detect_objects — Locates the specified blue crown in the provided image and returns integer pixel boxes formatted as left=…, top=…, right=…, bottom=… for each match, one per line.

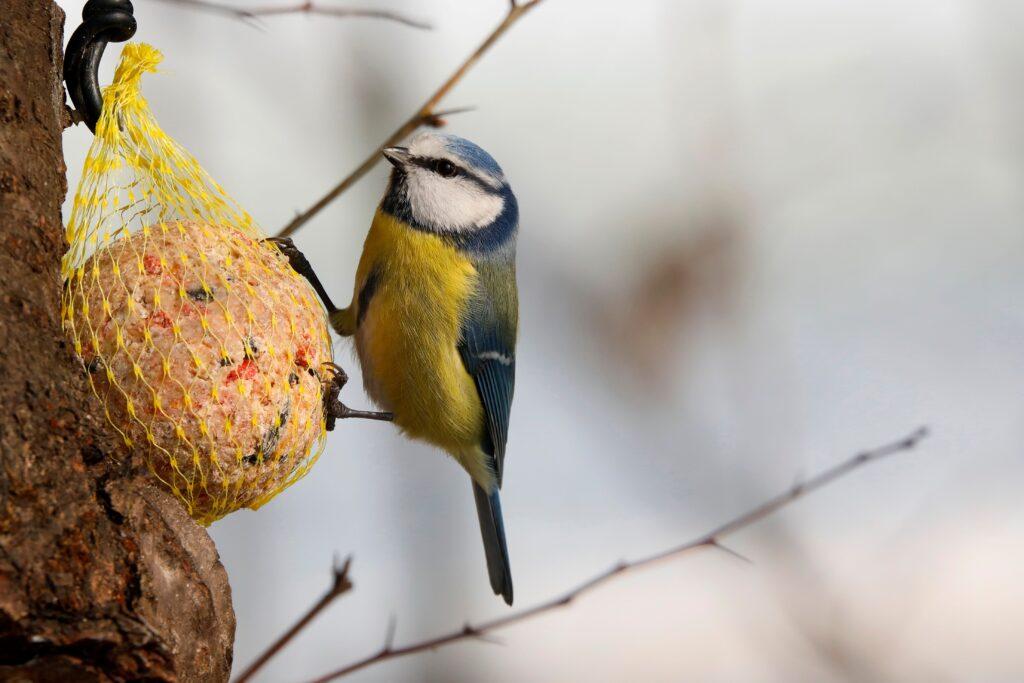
left=442, top=135, right=504, bottom=177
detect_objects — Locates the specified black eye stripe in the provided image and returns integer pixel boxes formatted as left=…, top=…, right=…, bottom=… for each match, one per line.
left=409, top=155, right=499, bottom=193
left=409, top=155, right=459, bottom=175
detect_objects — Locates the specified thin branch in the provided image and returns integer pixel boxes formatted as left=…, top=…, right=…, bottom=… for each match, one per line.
left=308, top=426, right=929, bottom=682
left=708, top=538, right=754, bottom=564
left=154, top=0, right=432, bottom=30
left=382, top=614, right=398, bottom=651
left=275, top=0, right=545, bottom=238
left=233, top=555, right=355, bottom=683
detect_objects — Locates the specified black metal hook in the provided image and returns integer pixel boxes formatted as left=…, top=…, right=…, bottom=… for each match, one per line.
left=64, top=0, right=137, bottom=132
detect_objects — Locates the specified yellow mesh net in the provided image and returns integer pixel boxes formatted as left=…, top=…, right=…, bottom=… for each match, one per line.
left=62, top=43, right=333, bottom=525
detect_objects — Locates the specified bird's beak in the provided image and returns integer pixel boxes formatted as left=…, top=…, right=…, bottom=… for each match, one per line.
left=383, top=146, right=411, bottom=168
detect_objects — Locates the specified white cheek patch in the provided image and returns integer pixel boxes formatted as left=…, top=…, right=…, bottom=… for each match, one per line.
left=404, top=168, right=504, bottom=232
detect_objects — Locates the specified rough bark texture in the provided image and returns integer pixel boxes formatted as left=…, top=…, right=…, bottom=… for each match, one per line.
left=0, top=2, right=235, bottom=680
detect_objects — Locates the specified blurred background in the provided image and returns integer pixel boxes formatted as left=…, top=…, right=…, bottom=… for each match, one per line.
left=60, top=0, right=1024, bottom=680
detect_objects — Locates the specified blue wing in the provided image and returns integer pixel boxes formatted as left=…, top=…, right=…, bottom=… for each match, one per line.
left=458, top=268, right=517, bottom=487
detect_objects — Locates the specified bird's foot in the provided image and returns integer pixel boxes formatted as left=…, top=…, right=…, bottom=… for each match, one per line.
left=265, top=236, right=339, bottom=313
left=320, top=362, right=393, bottom=431
left=266, top=236, right=309, bottom=276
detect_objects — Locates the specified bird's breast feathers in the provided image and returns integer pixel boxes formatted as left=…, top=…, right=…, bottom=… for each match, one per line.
left=354, top=210, right=485, bottom=453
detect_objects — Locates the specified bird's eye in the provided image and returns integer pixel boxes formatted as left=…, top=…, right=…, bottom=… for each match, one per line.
left=431, top=159, right=459, bottom=178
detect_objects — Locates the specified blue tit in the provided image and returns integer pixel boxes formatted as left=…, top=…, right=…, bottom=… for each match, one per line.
left=331, top=132, right=519, bottom=605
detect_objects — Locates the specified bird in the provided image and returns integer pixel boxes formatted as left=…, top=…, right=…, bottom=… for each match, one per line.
left=330, top=132, right=519, bottom=605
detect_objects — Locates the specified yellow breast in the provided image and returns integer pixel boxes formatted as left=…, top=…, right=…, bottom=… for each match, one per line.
left=353, top=211, right=485, bottom=455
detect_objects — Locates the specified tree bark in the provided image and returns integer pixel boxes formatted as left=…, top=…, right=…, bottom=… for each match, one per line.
left=0, top=2, right=235, bottom=680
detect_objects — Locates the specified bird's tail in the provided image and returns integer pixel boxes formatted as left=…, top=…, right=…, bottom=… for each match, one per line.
left=472, top=482, right=513, bottom=605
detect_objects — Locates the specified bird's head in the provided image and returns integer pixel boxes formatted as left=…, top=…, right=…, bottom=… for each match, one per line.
left=381, top=133, right=516, bottom=238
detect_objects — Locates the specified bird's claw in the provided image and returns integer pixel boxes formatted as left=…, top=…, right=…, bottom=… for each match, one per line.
left=320, top=362, right=393, bottom=430
left=264, top=236, right=340, bottom=313
left=265, top=236, right=309, bottom=275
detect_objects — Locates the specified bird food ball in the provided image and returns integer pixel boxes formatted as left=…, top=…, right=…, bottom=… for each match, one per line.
left=65, top=221, right=332, bottom=524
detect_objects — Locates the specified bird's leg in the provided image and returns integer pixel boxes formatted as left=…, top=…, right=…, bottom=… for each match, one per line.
left=268, top=240, right=385, bottom=427
left=266, top=236, right=340, bottom=315
left=321, top=363, right=393, bottom=430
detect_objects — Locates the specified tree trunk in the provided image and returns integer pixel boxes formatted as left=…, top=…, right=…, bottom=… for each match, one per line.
left=0, top=2, right=235, bottom=680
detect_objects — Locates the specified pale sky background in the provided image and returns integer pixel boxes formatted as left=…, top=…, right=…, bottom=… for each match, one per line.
left=61, top=1, right=1024, bottom=681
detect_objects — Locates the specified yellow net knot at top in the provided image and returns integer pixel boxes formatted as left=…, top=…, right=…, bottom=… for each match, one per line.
left=96, top=43, right=162, bottom=139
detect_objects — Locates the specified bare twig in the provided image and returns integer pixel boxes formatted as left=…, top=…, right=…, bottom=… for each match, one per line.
left=154, top=0, right=432, bottom=29
left=276, top=0, right=545, bottom=238
left=308, top=426, right=929, bottom=682
left=233, top=555, right=355, bottom=683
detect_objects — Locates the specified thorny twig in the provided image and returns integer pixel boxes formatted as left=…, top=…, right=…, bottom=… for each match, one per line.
left=275, top=0, right=546, bottom=238
left=154, top=0, right=432, bottom=29
left=232, top=555, right=355, bottom=683
left=304, top=426, right=929, bottom=682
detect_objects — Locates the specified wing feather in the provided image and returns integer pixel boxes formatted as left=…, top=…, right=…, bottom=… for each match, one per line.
left=458, top=269, right=517, bottom=486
